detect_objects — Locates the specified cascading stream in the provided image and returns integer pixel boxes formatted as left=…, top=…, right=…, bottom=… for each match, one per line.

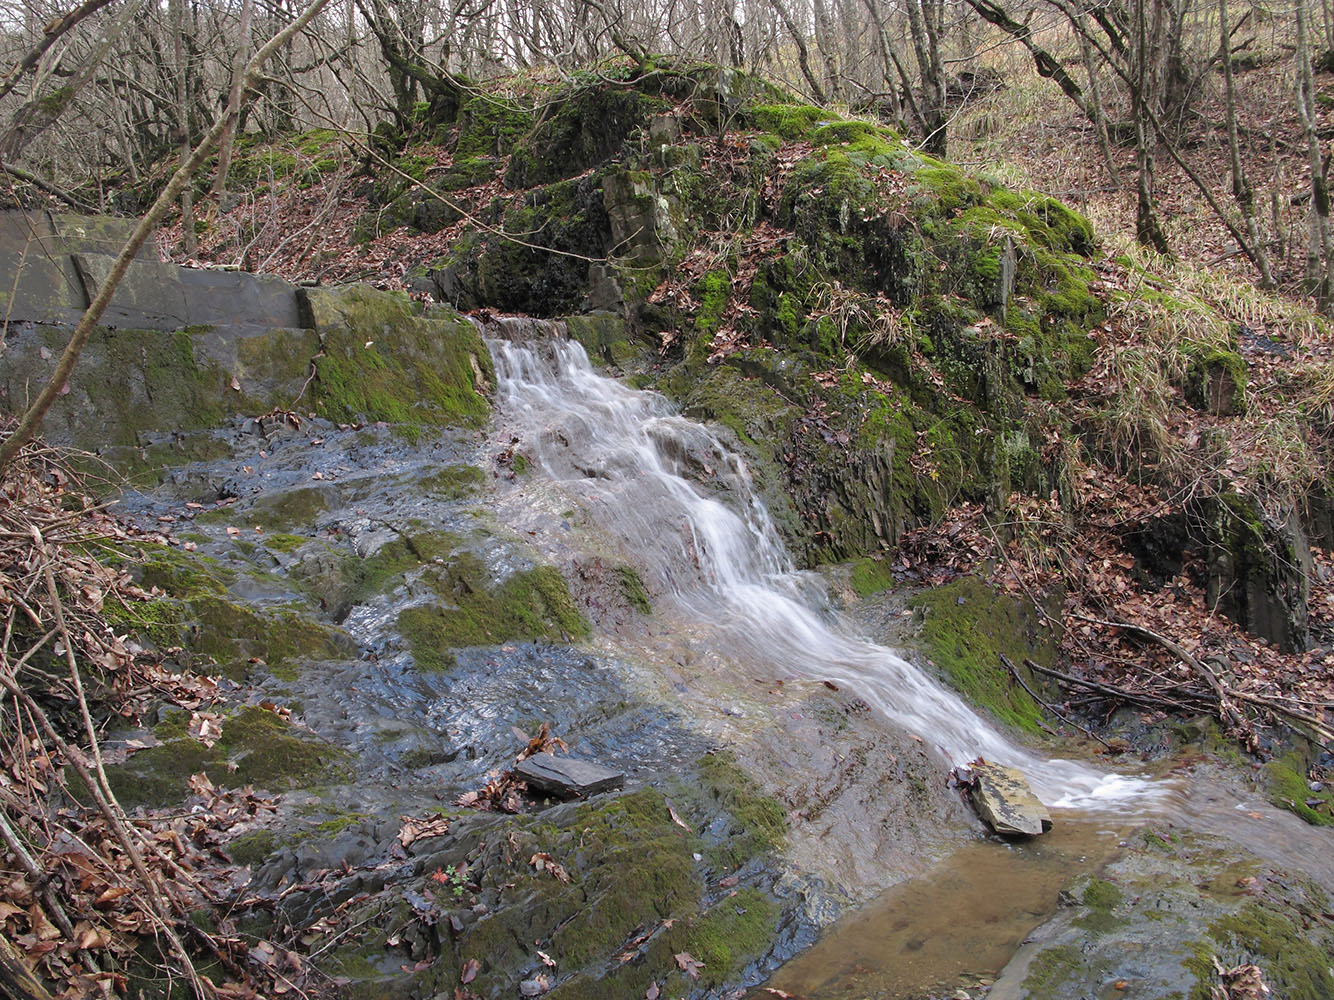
left=488, top=333, right=1163, bottom=810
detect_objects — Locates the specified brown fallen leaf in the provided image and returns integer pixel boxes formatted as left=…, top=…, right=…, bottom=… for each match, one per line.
left=674, top=951, right=704, bottom=980
left=665, top=799, right=691, bottom=832
left=530, top=852, right=570, bottom=884
left=460, top=957, right=481, bottom=984
left=93, top=886, right=132, bottom=908
left=646, top=983, right=660, bottom=1000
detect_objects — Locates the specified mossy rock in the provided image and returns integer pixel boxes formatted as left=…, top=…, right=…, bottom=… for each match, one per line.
left=327, top=752, right=786, bottom=999
left=908, top=577, right=1054, bottom=733
left=453, top=95, right=534, bottom=159
left=1265, top=750, right=1334, bottom=826
left=106, top=706, right=347, bottom=809
left=505, top=85, right=669, bottom=189
left=748, top=102, right=828, bottom=140
left=471, top=175, right=614, bottom=316
left=1183, top=344, right=1247, bottom=416
left=105, top=541, right=355, bottom=681
left=397, top=554, right=589, bottom=670
left=1184, top=903, right=1334, bottom=1000
left=300, top=285, right=493, bottom=427
left=291, top=529, right=463, bottom=620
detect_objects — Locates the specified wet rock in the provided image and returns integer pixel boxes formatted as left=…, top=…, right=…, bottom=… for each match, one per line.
left=515, top=752, right=625, bottom=799
left=965, top=762, right=1052, bottom=837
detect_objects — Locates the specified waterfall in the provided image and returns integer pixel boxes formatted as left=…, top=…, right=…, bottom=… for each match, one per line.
left=487, top=332, right=1162, bottom=810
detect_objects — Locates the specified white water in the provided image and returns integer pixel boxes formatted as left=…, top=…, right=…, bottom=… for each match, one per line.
left=489, top=335, right=1162, bottom=810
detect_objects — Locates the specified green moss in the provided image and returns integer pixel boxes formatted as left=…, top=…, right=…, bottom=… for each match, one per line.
left=291, top=529, right=461, bottom=618
left=1184, top=904, right=1334, bottom=1000
left=1082, top=878, right=1123, bottom=911
left=694, top=270, right=732, bottom=340
left=188, top=596, right=353, bottom=681
left=107, top=706, right=345, bottom=808
left=1021, top=944, right=1083, bottom=997
left=505, top=85, right=668, bottom=188
left=748, top=103, right=827, bottom=140
left=454, top=95, right=534, bottom=159
left=243, top=486, right=334, bottom=532
left=417, top=463, right=486, bottom=500
left=1265, top=752, right=1334, bottom=826
left=1183, top=345, right=1248, bottom=416
left=849, top=556, right=895, bottom=597
left=105, top=539, right=352, bottom=680
left=227, top=829, right=278, bottom=867
left=397, top=558, right=589, bottom=670
left=695, top=751, right=786, bottom=867
left=77, top=329, right=228, bottom=450
left=908, top=577, right=1052, bottom=733
left=304, top=286, right=493, bottom=428
left=615, top=565, right=652, bottom=614
left=263, top=533, right=310, bottom=554
left=1074, top=877, right=1128, bottom=933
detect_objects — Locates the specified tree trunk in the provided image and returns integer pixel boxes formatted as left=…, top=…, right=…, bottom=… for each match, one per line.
left=1219, top=0, right=1274, bottom=287
left=212, top=0, right=256, bottom=198
left=171, top=0, right=196, bottom=257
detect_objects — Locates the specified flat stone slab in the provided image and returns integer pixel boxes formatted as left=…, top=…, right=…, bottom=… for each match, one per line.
left=966, top=761, right=1052, bottom=837
left=516, top=752, right=624, bottom=799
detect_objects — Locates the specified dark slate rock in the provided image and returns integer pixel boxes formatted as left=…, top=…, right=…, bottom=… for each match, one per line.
left=515, top=752, right=624, bottom=799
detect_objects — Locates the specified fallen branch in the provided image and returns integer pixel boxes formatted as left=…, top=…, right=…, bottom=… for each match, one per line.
left=1022, top=656, right=1194, bottom=710
left=1071, top=613, right=1253, bottom=743
left=1000, top=654, right=1114, bottom=750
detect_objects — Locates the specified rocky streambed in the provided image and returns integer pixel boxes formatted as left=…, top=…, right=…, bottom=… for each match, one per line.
left=2, top=222, right=1331, bottom=997
left=88, top=330, right=1331, bottom=1000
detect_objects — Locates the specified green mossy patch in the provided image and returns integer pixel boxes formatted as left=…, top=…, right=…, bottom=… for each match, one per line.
left=301, top=286, right=493, bottom=428
left=290, top=529, right=461, bottom=618
left=849, top=556, right=895, bottom=597
left=331, top=749, right=786, bottom=999
left=1265, top=751, right=1334, bottom=826
left=106, top=706, right=346, bottom=809
left=417, top=464, right=486, bottom=501
left=225, top=829, right=279, bottom=867
left=397, top=556, right=589, bottom=670
left=908, top=576, right=1054, bottom=733
left=105, top=541, right=353, bottom=681
left=748, top=102, right=828, bottom=140
left=453, top=95, right=534, bottom=159
left=1183, top=344, right=1248, bottom=416
left=262, top=533, right=310, bottom=554
left=1184, top=903, right=1334, bottom=1000
left=505, top=85, right=669, bottom=189
left=615, top=565, right=652, bottom=614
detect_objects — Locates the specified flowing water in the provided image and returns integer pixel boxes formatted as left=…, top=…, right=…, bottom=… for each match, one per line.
left=486, top=331, right=1162, bottom=811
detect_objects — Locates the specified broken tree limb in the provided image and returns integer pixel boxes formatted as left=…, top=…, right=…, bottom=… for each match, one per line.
left=1022, top=656, right=1194, bottom=710
left=1000, top=654, right=1114, bottom=750
left=1071, top=613, right=1252, bottom=739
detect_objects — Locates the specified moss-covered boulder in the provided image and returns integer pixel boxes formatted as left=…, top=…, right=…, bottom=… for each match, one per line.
left=909, top=576, right=1056, bottom=734
left=1002, top=829, right=1334, bottom=1000
left=1203, top=493, right=1310, bottom=653
left=300, top=285, right=493, bottom=427
left=505, top=86, right=670, bottom=189
left=104, top=541, right=355, bottom=681
left=397, top=552, right=589, bottom=670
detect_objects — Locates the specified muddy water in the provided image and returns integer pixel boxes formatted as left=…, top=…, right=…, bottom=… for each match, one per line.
left=751, top=819, right=1129, bottom=1000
